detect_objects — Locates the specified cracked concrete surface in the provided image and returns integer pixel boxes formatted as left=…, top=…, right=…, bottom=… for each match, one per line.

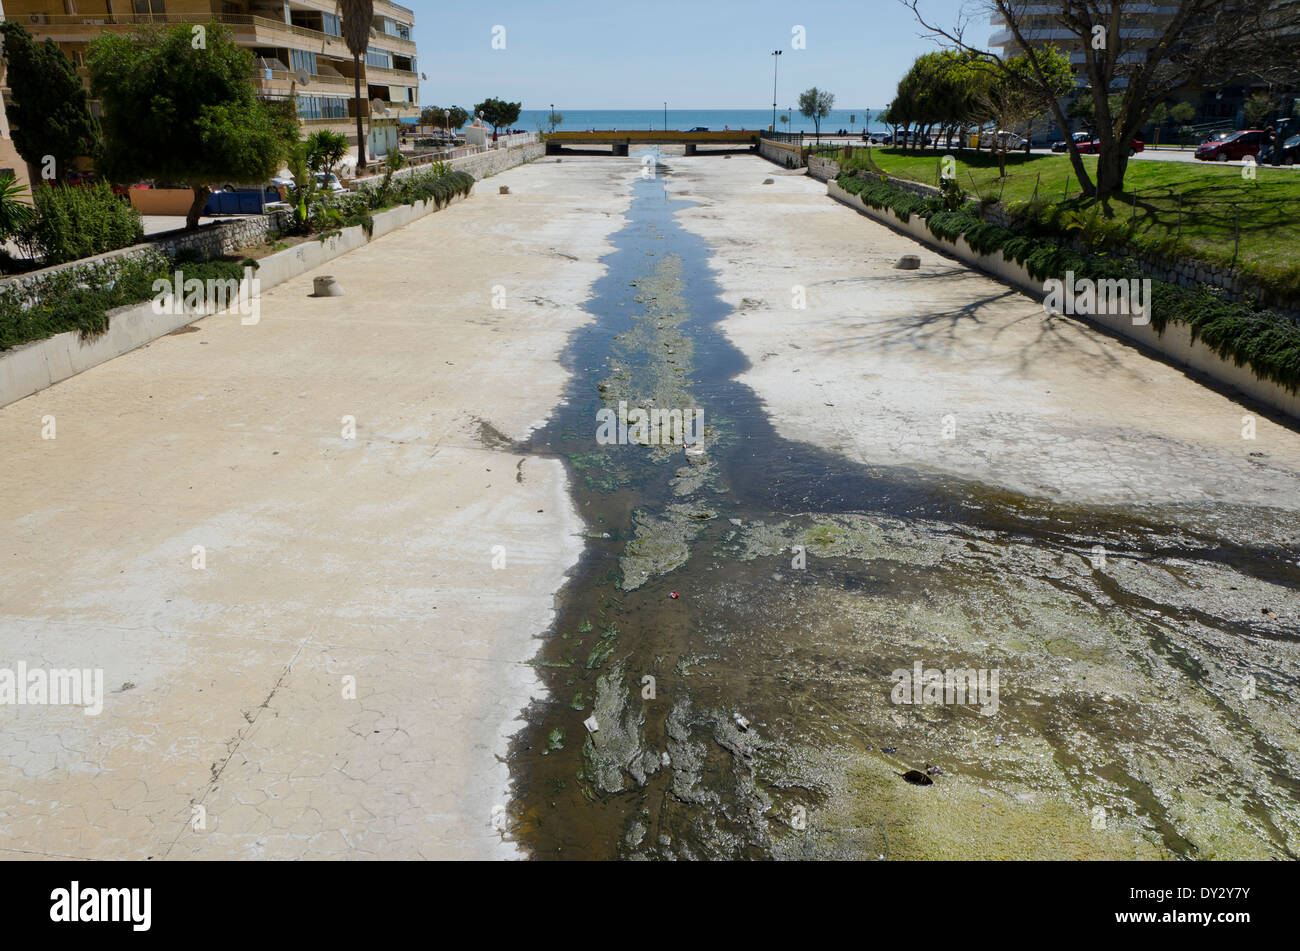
left=0, top=157, right=634, bottom=859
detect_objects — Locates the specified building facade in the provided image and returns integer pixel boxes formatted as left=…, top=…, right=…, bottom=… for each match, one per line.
left=0, top=0, right=35, bottom=195
left=988, top=3, right=1179, bottom=90
left=988, top=2, right=1300, bottom=130
left=3, top=0, right=419, bottom=156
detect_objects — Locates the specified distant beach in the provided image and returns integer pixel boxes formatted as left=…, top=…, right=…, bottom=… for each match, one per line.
left=405, top=108, right=886, bottom=135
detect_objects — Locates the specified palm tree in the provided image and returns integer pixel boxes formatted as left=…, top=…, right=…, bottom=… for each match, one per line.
left=339, top=0, right=375, bottom=172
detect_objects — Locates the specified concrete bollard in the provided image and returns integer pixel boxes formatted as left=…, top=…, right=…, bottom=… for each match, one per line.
left=312, top=276, right=344, bottom=297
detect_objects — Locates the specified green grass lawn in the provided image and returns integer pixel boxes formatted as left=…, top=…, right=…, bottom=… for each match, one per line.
left=828, top=147, right=1300, bottom=294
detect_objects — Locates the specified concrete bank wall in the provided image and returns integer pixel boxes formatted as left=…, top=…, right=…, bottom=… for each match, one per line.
left=352, top=142, right=544, bottom=191
left=452, top=142, right=545, bottom=180
left=0, top=192, right=469, bottom=409
left=827, top=179, right=1300, bottom=420
left=759, top=139, right=804, bottom=169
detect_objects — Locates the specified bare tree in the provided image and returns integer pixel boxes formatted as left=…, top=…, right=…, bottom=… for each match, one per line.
left=903, top=0, right=1285, bottom=211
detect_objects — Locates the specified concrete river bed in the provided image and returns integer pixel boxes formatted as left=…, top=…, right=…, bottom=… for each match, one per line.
left=507, top=150, right=1300, bottom=860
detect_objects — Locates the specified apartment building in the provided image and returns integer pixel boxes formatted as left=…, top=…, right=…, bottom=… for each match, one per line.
left=989, top=2, right=1300, bottom=126
left=0, top=1, right=34, bottom=196
left=988, top=3, right=1179, bottom=89
left=3, top=0, right=419, bottom=159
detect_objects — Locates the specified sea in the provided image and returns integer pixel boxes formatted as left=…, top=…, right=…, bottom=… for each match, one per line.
left=404, top=108, right=886, bottom=136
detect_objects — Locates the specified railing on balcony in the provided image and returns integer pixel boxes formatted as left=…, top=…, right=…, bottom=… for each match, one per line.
left=29, top=13, right=415, bottom=53
left=261, top=68, right=355, bottom=90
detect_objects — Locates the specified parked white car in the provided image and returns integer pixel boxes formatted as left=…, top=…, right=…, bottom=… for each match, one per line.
left=267, top=173, right=345, bottom=195
left=980, top=129, right=1029, bottom=150
left=314, top=172, right=345, bottom=194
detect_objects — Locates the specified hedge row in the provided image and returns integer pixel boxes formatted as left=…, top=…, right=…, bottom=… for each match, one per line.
left=335, top=167, right=475, bottom=233
left=837, top=171, right=1300, bottom=392
left=0, top=250, right=248, bottom=351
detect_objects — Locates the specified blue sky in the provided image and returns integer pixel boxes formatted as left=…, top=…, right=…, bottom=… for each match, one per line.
left=409, top=0, right=972, bottom=112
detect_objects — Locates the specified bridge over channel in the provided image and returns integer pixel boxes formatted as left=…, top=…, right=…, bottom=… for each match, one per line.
left=544, top=130, right=761, bottom=155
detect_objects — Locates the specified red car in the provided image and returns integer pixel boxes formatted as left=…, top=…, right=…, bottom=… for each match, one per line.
left=1075, top=137, right=1145, bottom=156
left=1195, top=129, right=1265, bottom=162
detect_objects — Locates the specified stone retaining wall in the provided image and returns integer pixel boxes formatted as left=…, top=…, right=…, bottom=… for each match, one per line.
left=0, top=211, right=294, bottom=297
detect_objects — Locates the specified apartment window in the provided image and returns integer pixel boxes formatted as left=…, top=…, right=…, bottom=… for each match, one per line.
left=289, top=48, right=317, bottom=75
left=321, top=13, right=342, bottom=37
left=365, top=47, right=392, bottom=69
left=131, top=0, right=166, bottom=14
left=296, top=96, right=348, bottom=120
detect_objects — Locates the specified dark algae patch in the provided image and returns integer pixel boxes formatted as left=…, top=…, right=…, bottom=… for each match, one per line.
left=508, top=160, right=1300, bottom=860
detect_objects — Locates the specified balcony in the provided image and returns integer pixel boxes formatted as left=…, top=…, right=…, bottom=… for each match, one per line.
left=255, top=68, right=356, bottom=99
left=989, top=25, right=1163, bottom=46
left=26, top=12, right=415, bottom=58
left=364, top=64, right=418, bottom=87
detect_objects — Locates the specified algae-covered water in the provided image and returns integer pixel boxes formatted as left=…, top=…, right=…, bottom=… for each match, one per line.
left=507, top=158, right=1300, bottom=860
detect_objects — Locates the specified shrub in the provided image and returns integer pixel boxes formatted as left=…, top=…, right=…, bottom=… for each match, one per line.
left=21, top=182, right=143, bottom=264
left=0, top=250, right=246, bottom=351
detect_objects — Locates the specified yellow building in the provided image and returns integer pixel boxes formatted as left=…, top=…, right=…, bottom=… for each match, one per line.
left=3, top=0, right=419, bottom=162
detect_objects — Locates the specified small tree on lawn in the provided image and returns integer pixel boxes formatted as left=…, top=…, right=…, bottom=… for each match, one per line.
left=975, top=48, right=1073, bottom=178
left=799, top=87, right=835, bottom=144
left=0, top=21, right=100, bottom=183
left=89, top=23, right=291, bottom=229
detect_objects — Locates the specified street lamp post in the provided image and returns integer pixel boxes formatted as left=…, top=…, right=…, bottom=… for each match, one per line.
left=664, top=101, right=668, bottom=131
left=771, top=50, right=782, bottom=133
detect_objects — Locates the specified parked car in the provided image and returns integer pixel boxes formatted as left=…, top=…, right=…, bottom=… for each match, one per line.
left=1074, top=136, right=1145, bottom=156
left=314, top=172, right=345, bottom=194
left=689, top=126, right=709, bottom=132
left=1259, top=120, right=1299, bottom=165
left=1195, top=129, right=1264, bottom=162
left=1261, top=133, right=1300, bottom=166
left=1051, top=131, right=1092, bottom=153
left=979, top=129, right=1029, bottom=151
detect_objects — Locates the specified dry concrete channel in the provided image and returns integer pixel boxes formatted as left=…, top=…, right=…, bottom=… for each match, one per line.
left=2, top=147, right=1299, bottom=860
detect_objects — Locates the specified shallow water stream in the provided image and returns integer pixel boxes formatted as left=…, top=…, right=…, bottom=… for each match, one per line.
left=508, top=158, right=1300, bottom=860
